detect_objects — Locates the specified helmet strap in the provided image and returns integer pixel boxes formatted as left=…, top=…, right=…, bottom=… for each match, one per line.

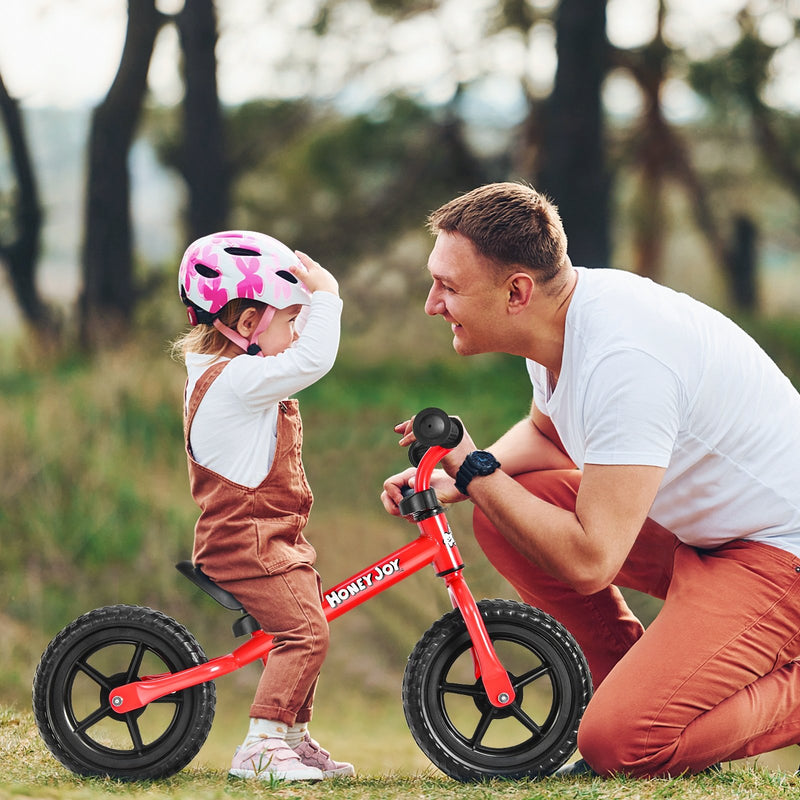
left=212, top=306, right=276, bottom=357
left=247, top=306, right=276, bottom=355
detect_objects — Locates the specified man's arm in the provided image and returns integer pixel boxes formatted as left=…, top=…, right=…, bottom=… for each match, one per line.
left=488, top=402, right=575, bottom=475
left=381, top=403, right=573, bottom=514
left=462, top=460, right=665, bottom=595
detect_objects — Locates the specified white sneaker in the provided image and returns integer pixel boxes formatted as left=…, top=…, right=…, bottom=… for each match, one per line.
left=292, top=734, right=355, bottom=778
left=229, top=737, right=324, bottom=781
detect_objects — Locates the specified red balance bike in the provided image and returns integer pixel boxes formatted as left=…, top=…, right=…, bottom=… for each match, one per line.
left=33, top=408, right=592, bottom=782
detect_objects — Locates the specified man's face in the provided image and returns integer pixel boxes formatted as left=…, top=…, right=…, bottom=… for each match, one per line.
left=425, top=231, right=506, bottom=356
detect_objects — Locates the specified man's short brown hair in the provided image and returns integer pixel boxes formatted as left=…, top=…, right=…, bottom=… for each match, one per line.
left=427, top=182, right=568, bottom=285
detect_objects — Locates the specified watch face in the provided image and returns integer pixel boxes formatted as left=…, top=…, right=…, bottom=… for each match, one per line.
left=471, top=451, right=498, bottom=471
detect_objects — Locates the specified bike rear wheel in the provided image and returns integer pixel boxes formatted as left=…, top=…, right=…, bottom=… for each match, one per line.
left=403, top=598, right=591, bottom=781
left=33, top=604, right=215, bottom=780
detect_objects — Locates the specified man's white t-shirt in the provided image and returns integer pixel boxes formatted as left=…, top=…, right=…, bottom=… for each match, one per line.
left=528, top=267, right=800, bottom=557
left=185, top=291, right=342, bottom=488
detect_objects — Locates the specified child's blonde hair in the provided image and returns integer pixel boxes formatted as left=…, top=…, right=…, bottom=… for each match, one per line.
left=172, top=298, right=268, bottom=361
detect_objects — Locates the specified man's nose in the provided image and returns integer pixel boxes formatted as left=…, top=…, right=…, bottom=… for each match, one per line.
left=424, top=286, right=442, bottom=316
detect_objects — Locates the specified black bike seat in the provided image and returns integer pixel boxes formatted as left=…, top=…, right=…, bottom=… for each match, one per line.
left=175, top=561, right=245, bottom=611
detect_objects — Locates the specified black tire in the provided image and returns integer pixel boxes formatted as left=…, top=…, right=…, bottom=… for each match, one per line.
left=32, top=604, right=216, bottom=780
left=402, top=598, right=591, bottom=781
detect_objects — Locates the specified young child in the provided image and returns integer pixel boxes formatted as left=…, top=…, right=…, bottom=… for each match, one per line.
left=175, top=230, right=352, bottom=782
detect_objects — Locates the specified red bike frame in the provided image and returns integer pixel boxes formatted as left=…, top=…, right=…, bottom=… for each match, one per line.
left=108, top=445, right=516, bottom=714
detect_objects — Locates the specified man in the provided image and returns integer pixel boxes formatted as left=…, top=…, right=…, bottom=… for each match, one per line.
left=381, top=182, right=800, bottom=778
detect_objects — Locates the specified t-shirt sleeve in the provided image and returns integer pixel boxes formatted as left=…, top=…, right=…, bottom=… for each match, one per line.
left=582, top=349, right=683, bottom=467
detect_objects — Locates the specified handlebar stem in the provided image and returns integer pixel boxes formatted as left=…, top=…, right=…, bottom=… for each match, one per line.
left=414, top=445, right=448, bottom=491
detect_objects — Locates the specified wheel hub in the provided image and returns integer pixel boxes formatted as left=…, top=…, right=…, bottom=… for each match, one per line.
left=100, top=673, right=145, bottom=721
left=472, top=675, right=522, bottom=719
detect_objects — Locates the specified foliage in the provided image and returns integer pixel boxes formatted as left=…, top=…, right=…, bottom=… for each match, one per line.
left=149, top=91, right=495, bottom=279
left=223, top=94, right=492, bottom=274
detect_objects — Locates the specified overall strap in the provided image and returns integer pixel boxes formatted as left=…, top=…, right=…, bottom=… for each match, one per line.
left=183, top=360, right=229, bottom=455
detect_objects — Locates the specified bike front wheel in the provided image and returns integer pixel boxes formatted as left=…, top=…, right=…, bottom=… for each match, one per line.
left=403, top=598, right=591, bottom=781
left=33, top=604, right=216, bottom=780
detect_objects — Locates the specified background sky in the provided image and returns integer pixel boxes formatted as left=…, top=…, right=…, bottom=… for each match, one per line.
left=1, top=0, right=797, bottom=114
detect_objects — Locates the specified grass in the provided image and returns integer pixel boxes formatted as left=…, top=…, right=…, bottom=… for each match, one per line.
left=2, top=704, right=799, bottom=800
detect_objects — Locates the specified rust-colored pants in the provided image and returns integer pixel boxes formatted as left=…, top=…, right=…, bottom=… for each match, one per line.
left=220, top=565, right=329, bottom=725
left=473, top=469, right=800, bottom=777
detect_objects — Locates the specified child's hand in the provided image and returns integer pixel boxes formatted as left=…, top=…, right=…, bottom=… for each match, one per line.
left=292, top=251, right=339, bottom=296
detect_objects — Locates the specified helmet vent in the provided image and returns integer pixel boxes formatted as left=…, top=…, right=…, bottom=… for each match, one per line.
left=224, top=246, right=261, bottom=257
left=275, top=269, right=299, bottom=284
left=195, top=263, right=220, bottom=278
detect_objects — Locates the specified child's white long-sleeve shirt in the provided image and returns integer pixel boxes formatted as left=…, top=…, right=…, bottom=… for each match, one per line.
left=185, top=291, right=342, bottom=487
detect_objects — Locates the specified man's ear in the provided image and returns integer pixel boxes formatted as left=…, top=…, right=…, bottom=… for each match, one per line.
left=506, top=272, right=535, bottom=312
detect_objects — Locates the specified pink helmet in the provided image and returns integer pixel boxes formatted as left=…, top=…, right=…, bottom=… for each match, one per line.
left=178, top=230, right=311, bottom=355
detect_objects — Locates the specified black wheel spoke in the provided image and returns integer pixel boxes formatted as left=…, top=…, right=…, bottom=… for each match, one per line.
left=76, top=658, right=112, bottom=690
left=125, top=715, right=145, bottom=753
left=509, top=703, right=543, bottom=736
left=468, top=708, right=495, bottom=748
left=75, top=704, right=113, bottom=734
left=151, top=693, right=182, bottom=706
left=441, top=680, right=484, bottom=698
left=125, top=643, right=147, bottom=682
left=513, top=663, right=551, bottom=690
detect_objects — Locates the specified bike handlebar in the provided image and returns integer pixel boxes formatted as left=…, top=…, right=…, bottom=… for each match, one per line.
left=412, top=407, right=463, bottom=450
left=400, top=408, right=463, bottom=510
left=408, top=407, right=463, bottom=470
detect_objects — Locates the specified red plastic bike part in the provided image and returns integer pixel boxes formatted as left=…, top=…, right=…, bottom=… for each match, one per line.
left=109, top=432, right=515, bottom=714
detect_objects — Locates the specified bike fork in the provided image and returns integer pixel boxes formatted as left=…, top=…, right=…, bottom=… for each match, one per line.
left=444, top=570, right=516, bottom=708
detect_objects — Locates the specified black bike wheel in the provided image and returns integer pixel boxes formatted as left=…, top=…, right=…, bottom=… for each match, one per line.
left=403, top=598, right=592, bottom=781
left=32, top=604, right=216, bottom=780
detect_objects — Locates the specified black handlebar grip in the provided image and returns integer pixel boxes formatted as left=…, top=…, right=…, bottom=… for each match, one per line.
left=413, top=407, right=464, bottom=449
left=408, top=441, right=428, bottom=468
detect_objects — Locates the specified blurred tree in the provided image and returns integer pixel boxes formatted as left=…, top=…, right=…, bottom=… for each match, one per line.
left=80, top=0, right=168, bottom=347
left=688, top=6, right=800, bottom=309
left=225, top=94, right=490, bottom=271
left=536, top=0, right=610, bottom=267
left=611, top=0, right=728, bottom=286
left=316, top=0, right=612, bottom=266
left=175, top=0, right=228, bottom=241
left=0, top=70, right=55, bottom=334
left=690, top=9, right=800, bottom=201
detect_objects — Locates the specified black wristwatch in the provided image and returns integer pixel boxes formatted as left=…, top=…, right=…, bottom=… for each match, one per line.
left=455, top=451, right=501, bottom=496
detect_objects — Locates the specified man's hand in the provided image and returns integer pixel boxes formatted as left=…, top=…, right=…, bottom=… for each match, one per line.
left=393, top=413, right=478, bottom=478
left=380, top=467, right=468, bottom=516
left=380, top=412, right=478, bottom=516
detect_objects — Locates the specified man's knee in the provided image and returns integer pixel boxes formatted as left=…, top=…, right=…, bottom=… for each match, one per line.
left=577, top=700, right=673, bottom=778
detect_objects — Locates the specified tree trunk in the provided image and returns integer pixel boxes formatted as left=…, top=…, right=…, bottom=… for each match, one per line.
left=537, top=0, right=610, bottom=268
left=0, top=71, right=53, bottom=332
left=176, top=0, right=228, bottom=241
left=727, top=214, right=758, bottom=312
left=80, top=0, right=166, bottom=347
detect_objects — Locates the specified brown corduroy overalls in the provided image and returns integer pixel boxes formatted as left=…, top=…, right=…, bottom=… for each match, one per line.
left=184, top=360, right=330, bottom=725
